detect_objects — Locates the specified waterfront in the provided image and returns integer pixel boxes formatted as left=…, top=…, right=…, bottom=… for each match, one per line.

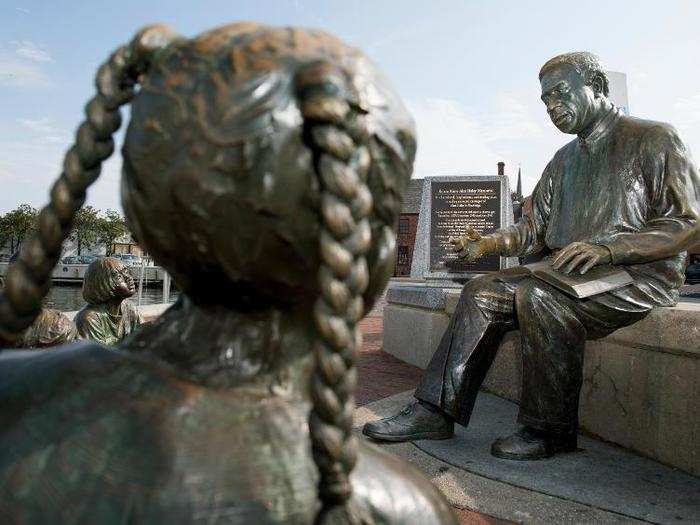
left=45, top=284, right=179, bottom=312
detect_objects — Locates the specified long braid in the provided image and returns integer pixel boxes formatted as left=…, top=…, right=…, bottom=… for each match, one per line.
left=0, top=25, right=177, bottom=345
left=296, top=61, right=373, bottom=524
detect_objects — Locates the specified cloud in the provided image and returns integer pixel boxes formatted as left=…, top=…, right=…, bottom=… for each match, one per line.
left=0, top=124, right=125, bottom=213
left=15, top=7, right=30, bottom=14
left=0, top=40, right=53, bottom=88
left=407, top=93, right=544, bottom=179
left=0, top=56, right=51, bottom=87
left=408, top=97, right=501, bottom=178
left=17, top=117, right=70, bottom=144
left=481, top=92, right=543, bottom=142
left=10, top=40, right=52, bottom=62
left=673, top=93, right=700, bottom=131
left=18, top=117, right=57, bottom=134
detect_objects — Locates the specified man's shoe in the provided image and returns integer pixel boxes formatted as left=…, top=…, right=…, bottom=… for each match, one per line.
left=491, top=426, right=577, bottom=460
left=362, top=401, right=454, bottom=442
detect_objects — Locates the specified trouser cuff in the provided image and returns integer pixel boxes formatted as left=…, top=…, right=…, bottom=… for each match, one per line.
left=414, top=392, right=459, bottom=423
left=518, top=413, right=577, bottom=435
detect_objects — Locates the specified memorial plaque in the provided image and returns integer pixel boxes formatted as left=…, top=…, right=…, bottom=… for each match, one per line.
left=410, top=175, right=517, bottom=281
left=429, top=180, right=501, bottom=273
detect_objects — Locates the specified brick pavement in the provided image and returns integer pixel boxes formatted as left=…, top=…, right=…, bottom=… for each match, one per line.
left=357, top=294, right=510, bottom=525
left=356, top=312, right=424, bottom=406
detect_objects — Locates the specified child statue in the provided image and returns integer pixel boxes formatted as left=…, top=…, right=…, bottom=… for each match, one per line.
left=0, top=23, right=456, bottom=524
left=75, top=256, right=140, bottom=344
left=21, top=308, right=78, bottom=348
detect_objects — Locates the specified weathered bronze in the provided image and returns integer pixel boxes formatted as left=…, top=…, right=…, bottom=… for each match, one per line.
left=74, top=256, right=140, bottom=345
left=364, top=52, right=700, bottom=460
left=0, top=23, right=456, bottom=523
left=20, top=308, right=78, bottom=348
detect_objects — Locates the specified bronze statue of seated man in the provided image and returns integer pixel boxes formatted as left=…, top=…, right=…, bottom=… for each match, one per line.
left=364, top=52, right=699, bottom=460
left=0, top=23, right=456, bottom=524
left=75, top=256, right=140, bottom=345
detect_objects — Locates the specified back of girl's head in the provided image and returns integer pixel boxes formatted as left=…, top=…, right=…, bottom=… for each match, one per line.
left=121, top=23, right=415, bottom=309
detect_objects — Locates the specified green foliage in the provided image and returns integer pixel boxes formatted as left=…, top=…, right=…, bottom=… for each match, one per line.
left=1, top=205, right=132, bottom=258
left=0, top=204, right=38, bottom=254
left=96, top=210, right=129, bottom=256
left=68, top=205, right=100, bottom=256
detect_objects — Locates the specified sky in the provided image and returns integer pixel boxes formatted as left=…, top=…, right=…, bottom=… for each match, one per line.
left=1, top=0, right=699, bottom=213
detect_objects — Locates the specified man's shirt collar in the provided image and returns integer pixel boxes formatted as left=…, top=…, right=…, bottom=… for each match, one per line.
left=577, top=106, right=621, bottom=152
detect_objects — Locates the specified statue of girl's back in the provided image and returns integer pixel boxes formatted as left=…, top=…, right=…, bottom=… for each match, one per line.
left=0, top=23, right=456, bottom=524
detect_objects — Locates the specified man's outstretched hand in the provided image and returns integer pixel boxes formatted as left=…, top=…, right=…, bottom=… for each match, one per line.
left=552, top=242, right=612, bottom=274
left=449, top=226, right=493, bottom=262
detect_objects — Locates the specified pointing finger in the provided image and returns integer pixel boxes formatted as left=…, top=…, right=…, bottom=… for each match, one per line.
left=464, top=226, right=481, bottom=241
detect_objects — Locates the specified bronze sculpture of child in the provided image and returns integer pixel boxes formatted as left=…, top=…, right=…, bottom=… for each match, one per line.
left=75, top=256, right=140, bottom=345
left=20, top=308, right=78, bottom=349
left=0, top=23, right=456, bottom=524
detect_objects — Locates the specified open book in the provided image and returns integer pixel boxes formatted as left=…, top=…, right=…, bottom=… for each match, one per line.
left=520, top=260, right=633, bottom=299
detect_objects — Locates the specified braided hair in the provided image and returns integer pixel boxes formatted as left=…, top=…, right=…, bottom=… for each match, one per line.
left=0, top=25, right=177, bottom=345
left=296, top=61, right=372, bottom=524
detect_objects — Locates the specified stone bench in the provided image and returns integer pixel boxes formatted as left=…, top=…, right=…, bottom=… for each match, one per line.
left=382, top=279, right=700, bottom=476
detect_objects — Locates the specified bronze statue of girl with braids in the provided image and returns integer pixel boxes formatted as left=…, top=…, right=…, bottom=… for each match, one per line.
left=0, top=23, right=456, bottom=524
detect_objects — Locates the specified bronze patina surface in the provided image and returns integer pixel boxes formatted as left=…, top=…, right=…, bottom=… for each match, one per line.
left=75, top=256, right=140, bottom=345
left=20, top=308, right=78, bottom=349
left=0, top=23, right=456, bottom=524
left=364, top=52, right=699, bottom=460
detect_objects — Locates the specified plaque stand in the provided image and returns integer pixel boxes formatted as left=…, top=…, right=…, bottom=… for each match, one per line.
left=388, top=175, right=519, bottom=332
left=410, top=175, right=518, bottom=287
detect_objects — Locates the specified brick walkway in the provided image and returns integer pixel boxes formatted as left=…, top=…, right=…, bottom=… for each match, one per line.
left=356, top=309, right=423, bottom=406
left=357, top=295, right=510, bottom=525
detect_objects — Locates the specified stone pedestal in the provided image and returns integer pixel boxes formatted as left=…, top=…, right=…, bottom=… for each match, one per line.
left=382, top=278, right=700, bottom=476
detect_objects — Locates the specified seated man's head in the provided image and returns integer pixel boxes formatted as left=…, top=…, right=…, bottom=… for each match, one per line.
left=82, top=257, right=136, bottom=305
left=539, top=51, right=610, bottom=135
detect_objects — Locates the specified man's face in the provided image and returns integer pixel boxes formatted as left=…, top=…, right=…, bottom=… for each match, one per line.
left=540, top=65, right=597, bottom=134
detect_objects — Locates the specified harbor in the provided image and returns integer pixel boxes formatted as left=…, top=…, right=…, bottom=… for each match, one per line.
left=0, top=260, right=176, bottom=311
left=42, top=284, right=179, bottom=311
left=0, top=261, right=166, bottom=286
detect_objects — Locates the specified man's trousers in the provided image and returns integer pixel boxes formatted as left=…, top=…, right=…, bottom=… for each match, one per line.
left=413, top=271, right=650, bottom=434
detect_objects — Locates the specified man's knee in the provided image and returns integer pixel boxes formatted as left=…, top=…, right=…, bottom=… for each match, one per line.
left=461, top=274, right=494, bottom=295
left=515, top=278, right=586, bottom=340
left=515, top=278, right=559, bottom=313
left=458, top=273, right=516, bottom=319
left=458, top=274, right=504, bottom=307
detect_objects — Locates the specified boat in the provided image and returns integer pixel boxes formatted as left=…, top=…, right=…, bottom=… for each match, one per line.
left=0, top=261, right=166, bottom=286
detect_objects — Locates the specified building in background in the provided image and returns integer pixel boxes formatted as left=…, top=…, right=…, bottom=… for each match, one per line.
left=111, top=234, right=144, bottom=257
left=394, top=179, right=422, bottom=276
left=607, top=71, right=630, bottom=115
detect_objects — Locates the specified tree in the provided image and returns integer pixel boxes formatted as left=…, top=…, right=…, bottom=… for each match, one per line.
left=69, top=205, right=100, bottom=256
left=96, top=210, right=129, bottom=256
left=0, top=204, right=38, bottom=254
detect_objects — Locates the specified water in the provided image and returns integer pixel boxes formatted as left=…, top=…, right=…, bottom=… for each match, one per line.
left=45, top=285, right=180, bottom=312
